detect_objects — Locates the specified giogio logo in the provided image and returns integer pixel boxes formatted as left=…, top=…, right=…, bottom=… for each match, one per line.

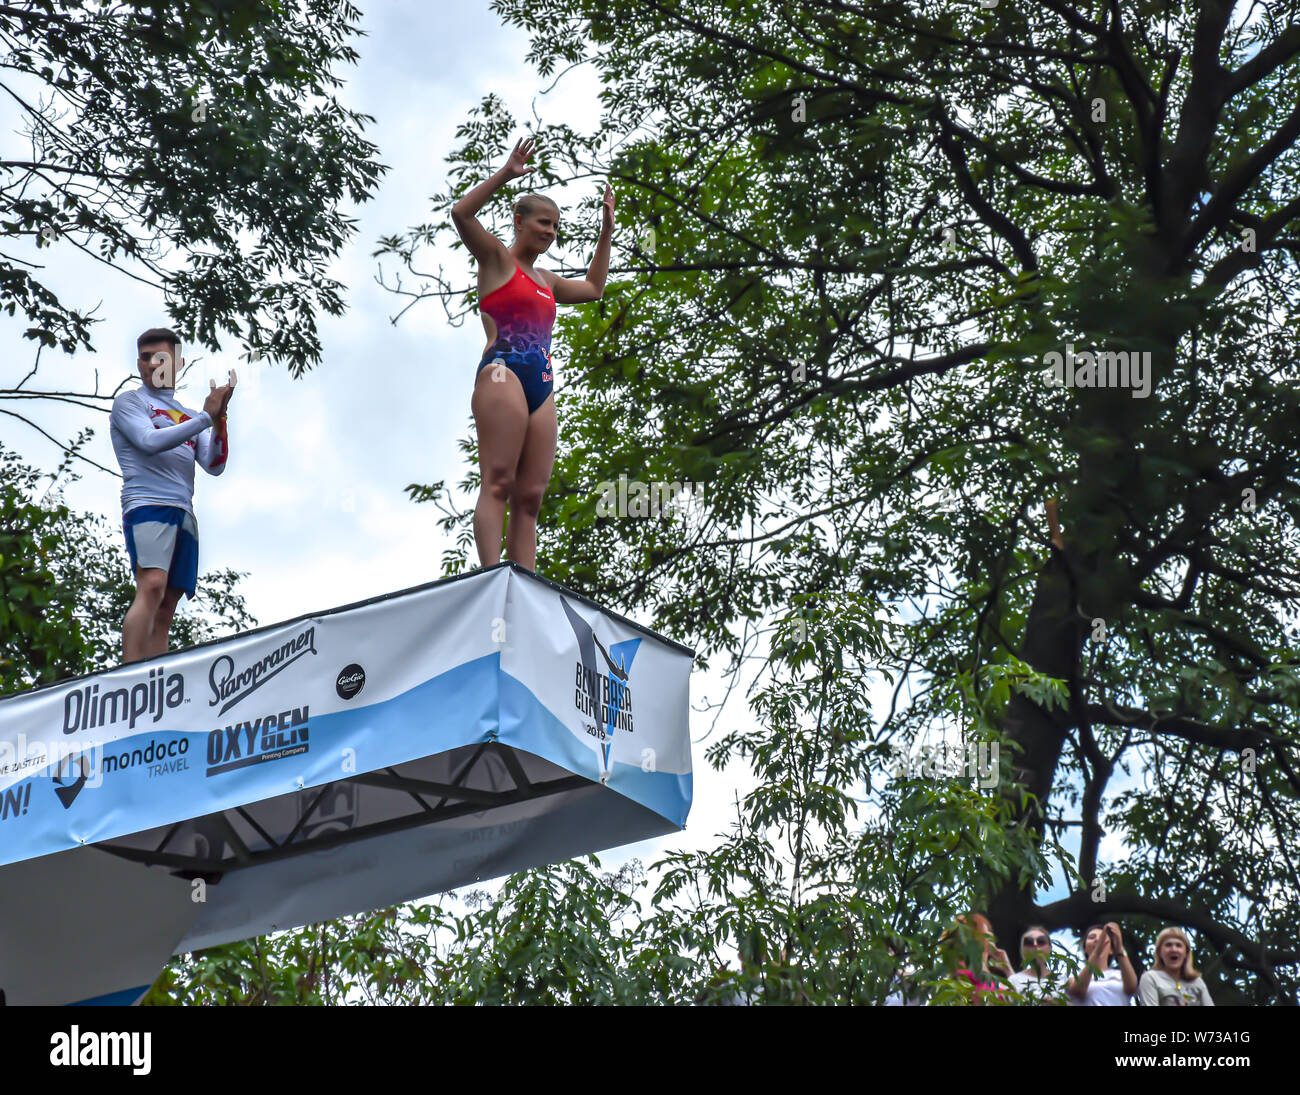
left=335, top=664, right=365, bottom=700
left=208, top=625, right=317, bottom=716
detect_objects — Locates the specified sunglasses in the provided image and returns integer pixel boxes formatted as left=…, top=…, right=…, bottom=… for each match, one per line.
left=1022, top=935, right=1050, bottom=946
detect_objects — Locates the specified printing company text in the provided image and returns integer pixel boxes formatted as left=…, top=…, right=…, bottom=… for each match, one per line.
left=206, top=705, right=311, bottom=776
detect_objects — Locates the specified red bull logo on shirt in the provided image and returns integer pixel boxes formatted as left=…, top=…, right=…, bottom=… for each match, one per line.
left=150, top=406, right=198, bottom=449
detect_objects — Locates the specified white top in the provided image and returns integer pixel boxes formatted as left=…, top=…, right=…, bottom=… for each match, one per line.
left=1138, top=968, right=1213, bottom=1006
left=110, top=386, right=224, bottom=516
left=883, top=992, right=921, bottom=1006
left=1010, top=967, right=1072, bottom=1004
left=1074, top=966, right=1131, bottom=1006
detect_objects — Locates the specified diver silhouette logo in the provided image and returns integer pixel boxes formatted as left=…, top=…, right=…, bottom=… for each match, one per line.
left=52, top=754, right=90, bottom=809
left=560, top=597, right=640, bottom=770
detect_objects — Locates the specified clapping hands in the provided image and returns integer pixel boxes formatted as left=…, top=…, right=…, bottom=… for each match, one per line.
left=204, top=369, right=237, bottom=420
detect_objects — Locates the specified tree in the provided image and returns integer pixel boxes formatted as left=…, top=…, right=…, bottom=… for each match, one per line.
left=147, top=594, right=1049, bottom=1006
left=0, top=0, right=385, bottom=465
left=143, top=1, right=1298, bottom=1006
left=371, top=0, right=1299, bottom=1003
left=1, top=442, right=254, bottom=696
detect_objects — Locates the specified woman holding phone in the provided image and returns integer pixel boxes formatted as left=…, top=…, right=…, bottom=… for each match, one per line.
left=450, top=137, right=615, bottom=571
left=1067, top=921, right=1138, bottom=1005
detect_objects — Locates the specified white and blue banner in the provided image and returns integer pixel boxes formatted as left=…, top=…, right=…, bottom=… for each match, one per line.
left=0, top=564, right=693, bottom=1004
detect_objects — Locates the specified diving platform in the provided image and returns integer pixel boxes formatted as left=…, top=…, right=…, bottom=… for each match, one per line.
left=0, top=563, right=693, bottom=1004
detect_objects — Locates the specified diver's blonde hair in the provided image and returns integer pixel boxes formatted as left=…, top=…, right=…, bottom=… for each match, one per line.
left=512, top=192, right=559, bottom=226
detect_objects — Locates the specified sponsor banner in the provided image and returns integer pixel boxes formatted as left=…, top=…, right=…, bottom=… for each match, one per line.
left=502, top=578, right=692, bottom=825
left=0, top=566, right=693, bottom=868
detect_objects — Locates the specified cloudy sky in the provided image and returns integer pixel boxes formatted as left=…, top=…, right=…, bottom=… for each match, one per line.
left=2, top=2, right=1094, bottom=948
left=1, top=1, right=764, bottom=883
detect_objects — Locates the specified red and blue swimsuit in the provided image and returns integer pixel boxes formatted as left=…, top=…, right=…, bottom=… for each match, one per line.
left=476, top=261, right=557, bottom=413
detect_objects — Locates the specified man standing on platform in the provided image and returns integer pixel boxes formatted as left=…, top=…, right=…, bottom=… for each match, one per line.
left=110, top=328, right=235, bottom=663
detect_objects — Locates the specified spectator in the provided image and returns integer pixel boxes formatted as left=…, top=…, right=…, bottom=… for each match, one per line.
left=1067, top=921, right=1138, bottom=1005
left=939, top=912, right=1014, bottom=1005
left=1138, top=927, right=1214, bottom=1006
left=1009, top=923, right=1070, bottom=1005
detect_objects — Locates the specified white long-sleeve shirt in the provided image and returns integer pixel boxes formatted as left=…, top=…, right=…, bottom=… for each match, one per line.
left=109, top=385, right=227, bottom=517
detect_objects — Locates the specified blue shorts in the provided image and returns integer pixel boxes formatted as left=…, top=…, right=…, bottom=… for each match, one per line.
left=123, top=505, right=199, bottom=599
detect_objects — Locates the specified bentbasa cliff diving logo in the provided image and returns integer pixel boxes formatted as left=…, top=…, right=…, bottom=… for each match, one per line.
left=560, top=597, right=640, bottom=772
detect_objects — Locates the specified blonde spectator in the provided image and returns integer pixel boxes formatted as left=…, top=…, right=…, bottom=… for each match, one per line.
left=1138, top=927, right=1214, bottom=1006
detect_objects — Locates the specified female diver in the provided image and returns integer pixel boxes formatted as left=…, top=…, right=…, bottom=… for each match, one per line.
left=451, top=137, right=615, bottom=570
